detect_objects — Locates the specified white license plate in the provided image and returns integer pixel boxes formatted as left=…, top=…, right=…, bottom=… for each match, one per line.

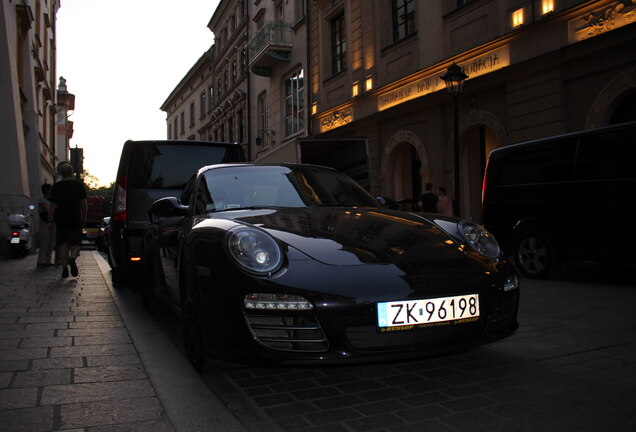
left=377, top=294, right=480, bottom=332
left=11, top=237, right=20, bottom=244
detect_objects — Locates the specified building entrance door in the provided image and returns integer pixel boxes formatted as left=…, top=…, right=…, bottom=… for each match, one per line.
left=463, top=125, right=499, bottom=223
left=387, top=142, right=421, bottom=211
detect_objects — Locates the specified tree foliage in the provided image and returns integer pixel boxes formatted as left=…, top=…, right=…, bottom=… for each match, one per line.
left=81, top=171, right=114, bottom=202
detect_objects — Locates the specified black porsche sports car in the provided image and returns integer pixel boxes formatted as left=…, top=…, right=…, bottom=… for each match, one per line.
left=142, top=163, right=519, bottom=368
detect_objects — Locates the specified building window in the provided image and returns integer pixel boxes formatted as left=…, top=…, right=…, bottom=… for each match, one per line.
left=392, top=0, right=415, bottom=41
left=257, top=92, right=268, bottom=146
left=174, top=118, right=178, bottom=138
left=331, top=14, right=346, bottom=75
left=200, top=92, right=206, bottom=118
left=189, top=102, right=195, bottom=126
left=231, top=59, right=237, bottom=84
left=240, top=49, right=247, bottom=76
left=228, top=117, right=234, bottom=142
left=180, top=112, right=185, bottom=134
left=238, top=109, right=244, bottom=143
left=295, top=0, right=306, bottom=22
left=285, top=69, right=304, bottom=136
left=217, top=79, right=222, bottom=97
left=208, top=86, right=214, bottom=111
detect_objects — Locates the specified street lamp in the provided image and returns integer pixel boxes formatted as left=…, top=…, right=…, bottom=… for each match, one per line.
left=441, top=63, right=468, bottom=216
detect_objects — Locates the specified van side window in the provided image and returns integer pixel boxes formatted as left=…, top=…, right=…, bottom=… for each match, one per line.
left=499, top=140, right=576, bottom=185
left=577, top=128, right=636, bottom=180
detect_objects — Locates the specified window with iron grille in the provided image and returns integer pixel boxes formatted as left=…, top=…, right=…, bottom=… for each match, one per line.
left=393, top=0, right=415, bottom=41
left=285, top=69, right=304, bottom=136
left=331, top=14, right=346, bottom=75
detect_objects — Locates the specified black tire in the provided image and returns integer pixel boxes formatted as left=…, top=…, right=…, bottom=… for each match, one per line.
left=181, top=259, right=206, bottom=371
left=514, top=231, right=557, bottom=278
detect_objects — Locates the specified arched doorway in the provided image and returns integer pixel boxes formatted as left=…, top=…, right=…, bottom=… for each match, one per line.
left=458, top=110, right=507, bottom=222
left=586, top=66, right=636, bottom=128
left=380, top=130, right=430, bottom=211
left=462, top=125, right=499, bottom=223
left=610, top=89, right=636, bottom=124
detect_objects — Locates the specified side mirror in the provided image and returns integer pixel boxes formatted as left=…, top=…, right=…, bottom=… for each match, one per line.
left=149, top=197, right=188, bottom=220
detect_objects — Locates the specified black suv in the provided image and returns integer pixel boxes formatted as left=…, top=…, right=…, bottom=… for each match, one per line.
left=482, top=121, right=636, bottom=278
left=107, top=140, right=245, bottom=285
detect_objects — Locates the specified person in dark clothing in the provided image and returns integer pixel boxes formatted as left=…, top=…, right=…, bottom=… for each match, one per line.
left=49, top=163, right=87, bottom=278
left=417, top=183, right=439, bottom=213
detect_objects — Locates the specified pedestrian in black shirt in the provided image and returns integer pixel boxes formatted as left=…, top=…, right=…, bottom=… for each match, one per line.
left=417, top=183, right=439, bottom=213
left=50, top=163, right=87, bottom=278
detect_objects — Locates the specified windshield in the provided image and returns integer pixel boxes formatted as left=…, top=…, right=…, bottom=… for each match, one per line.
left=199, top=165, right=378, bottom=212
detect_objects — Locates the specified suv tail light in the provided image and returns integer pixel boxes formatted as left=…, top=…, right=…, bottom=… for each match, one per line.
left=481, top=158, right=490, bottom=214
left=113, top=175, right=128, bottom=223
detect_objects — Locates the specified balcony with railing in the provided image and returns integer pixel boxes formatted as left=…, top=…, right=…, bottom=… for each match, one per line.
left=248, top=21, right=293, bottom=77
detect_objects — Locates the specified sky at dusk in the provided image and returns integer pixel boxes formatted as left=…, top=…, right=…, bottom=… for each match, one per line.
left=56, top=0, right=220, bottom=186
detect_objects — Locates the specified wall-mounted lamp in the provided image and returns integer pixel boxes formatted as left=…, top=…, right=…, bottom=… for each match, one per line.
left=255, top=128, right=275, bottom=147
left=352, top=82, right=360, bottom=98
left=542, top=0, right=554, bottom=15
left=512, top=8, right=525, bottom=27
left=365, top=76, right=373, bottom=92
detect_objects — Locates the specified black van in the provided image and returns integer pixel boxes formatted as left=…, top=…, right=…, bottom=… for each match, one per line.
left=482, top=121, right=636, bottom=278
left=107, top=140, right=245, bottom=285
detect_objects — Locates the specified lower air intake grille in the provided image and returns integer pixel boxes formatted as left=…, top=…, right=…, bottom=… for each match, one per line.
left=245, top=314, right=328, bottom=352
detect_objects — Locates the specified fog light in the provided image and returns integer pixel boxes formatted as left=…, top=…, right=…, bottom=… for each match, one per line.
left=244, top=293, right=314, bottom=311
left=504, top=274, right=520, bottom=292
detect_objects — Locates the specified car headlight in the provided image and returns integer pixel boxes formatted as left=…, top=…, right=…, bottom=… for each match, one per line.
left=458, top=221, right=501, bottom=259
left=226, top=227, right=283, bottom=275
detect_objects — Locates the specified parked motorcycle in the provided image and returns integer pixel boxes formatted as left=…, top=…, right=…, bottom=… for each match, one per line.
left=7, top=205, right=35, bottom=258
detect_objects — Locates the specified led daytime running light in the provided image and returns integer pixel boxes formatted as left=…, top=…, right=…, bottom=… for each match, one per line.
left=244, top=293, right=314, bottom=311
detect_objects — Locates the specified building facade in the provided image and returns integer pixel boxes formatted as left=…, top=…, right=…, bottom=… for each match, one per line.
left=248, top=0, right=311, bottom=164
left=0, top=0, right=63, bottom=252
left=163, top=0, right=635, bottom=223
left=161, top=47, right=215, bottom=141
left=308, top=0, right=636, bottom=221
left=208, top=0, right=250, bottom=158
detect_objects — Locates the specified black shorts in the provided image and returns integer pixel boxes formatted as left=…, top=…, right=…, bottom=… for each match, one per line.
left=56, top=224, right=82, bottom=246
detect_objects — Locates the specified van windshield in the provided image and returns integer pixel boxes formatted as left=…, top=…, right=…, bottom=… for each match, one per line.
left=128, top=143, right=243, bottom=189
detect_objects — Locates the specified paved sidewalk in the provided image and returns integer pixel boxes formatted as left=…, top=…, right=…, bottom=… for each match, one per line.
left=0, top=250, right=244, bottom=432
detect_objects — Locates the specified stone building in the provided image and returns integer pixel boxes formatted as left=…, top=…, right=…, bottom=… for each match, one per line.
left=0, top=0, right=62, bottom=252
left=161, top=47, right=215, bottom=141
left=248, top=0, right=311, bottom=165
left=308, top=0, right=636, bottom=221
left=207, top=0, right=250, bottom=158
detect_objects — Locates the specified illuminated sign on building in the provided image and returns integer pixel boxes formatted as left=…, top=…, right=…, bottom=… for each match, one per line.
left=377, top=45, right=510, bottom=111
left=569, top=2, right=636, bottom=43
left=320, top=107, right=354, bottom=133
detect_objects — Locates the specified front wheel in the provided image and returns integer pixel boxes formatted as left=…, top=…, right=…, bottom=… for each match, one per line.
left=181, top=261, right=206, bottom=371
left=514, top=231, right=557, bottom=278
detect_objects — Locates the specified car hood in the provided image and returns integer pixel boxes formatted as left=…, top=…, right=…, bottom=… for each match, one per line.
left=223, top=207, right=468, bottom=267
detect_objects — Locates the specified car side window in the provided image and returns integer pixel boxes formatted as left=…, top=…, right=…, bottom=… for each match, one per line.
left=193, top=178, right=213, bottom=215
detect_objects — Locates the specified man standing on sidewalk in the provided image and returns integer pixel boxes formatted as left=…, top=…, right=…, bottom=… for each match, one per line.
left=49, top=163, right=87, bottom=278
